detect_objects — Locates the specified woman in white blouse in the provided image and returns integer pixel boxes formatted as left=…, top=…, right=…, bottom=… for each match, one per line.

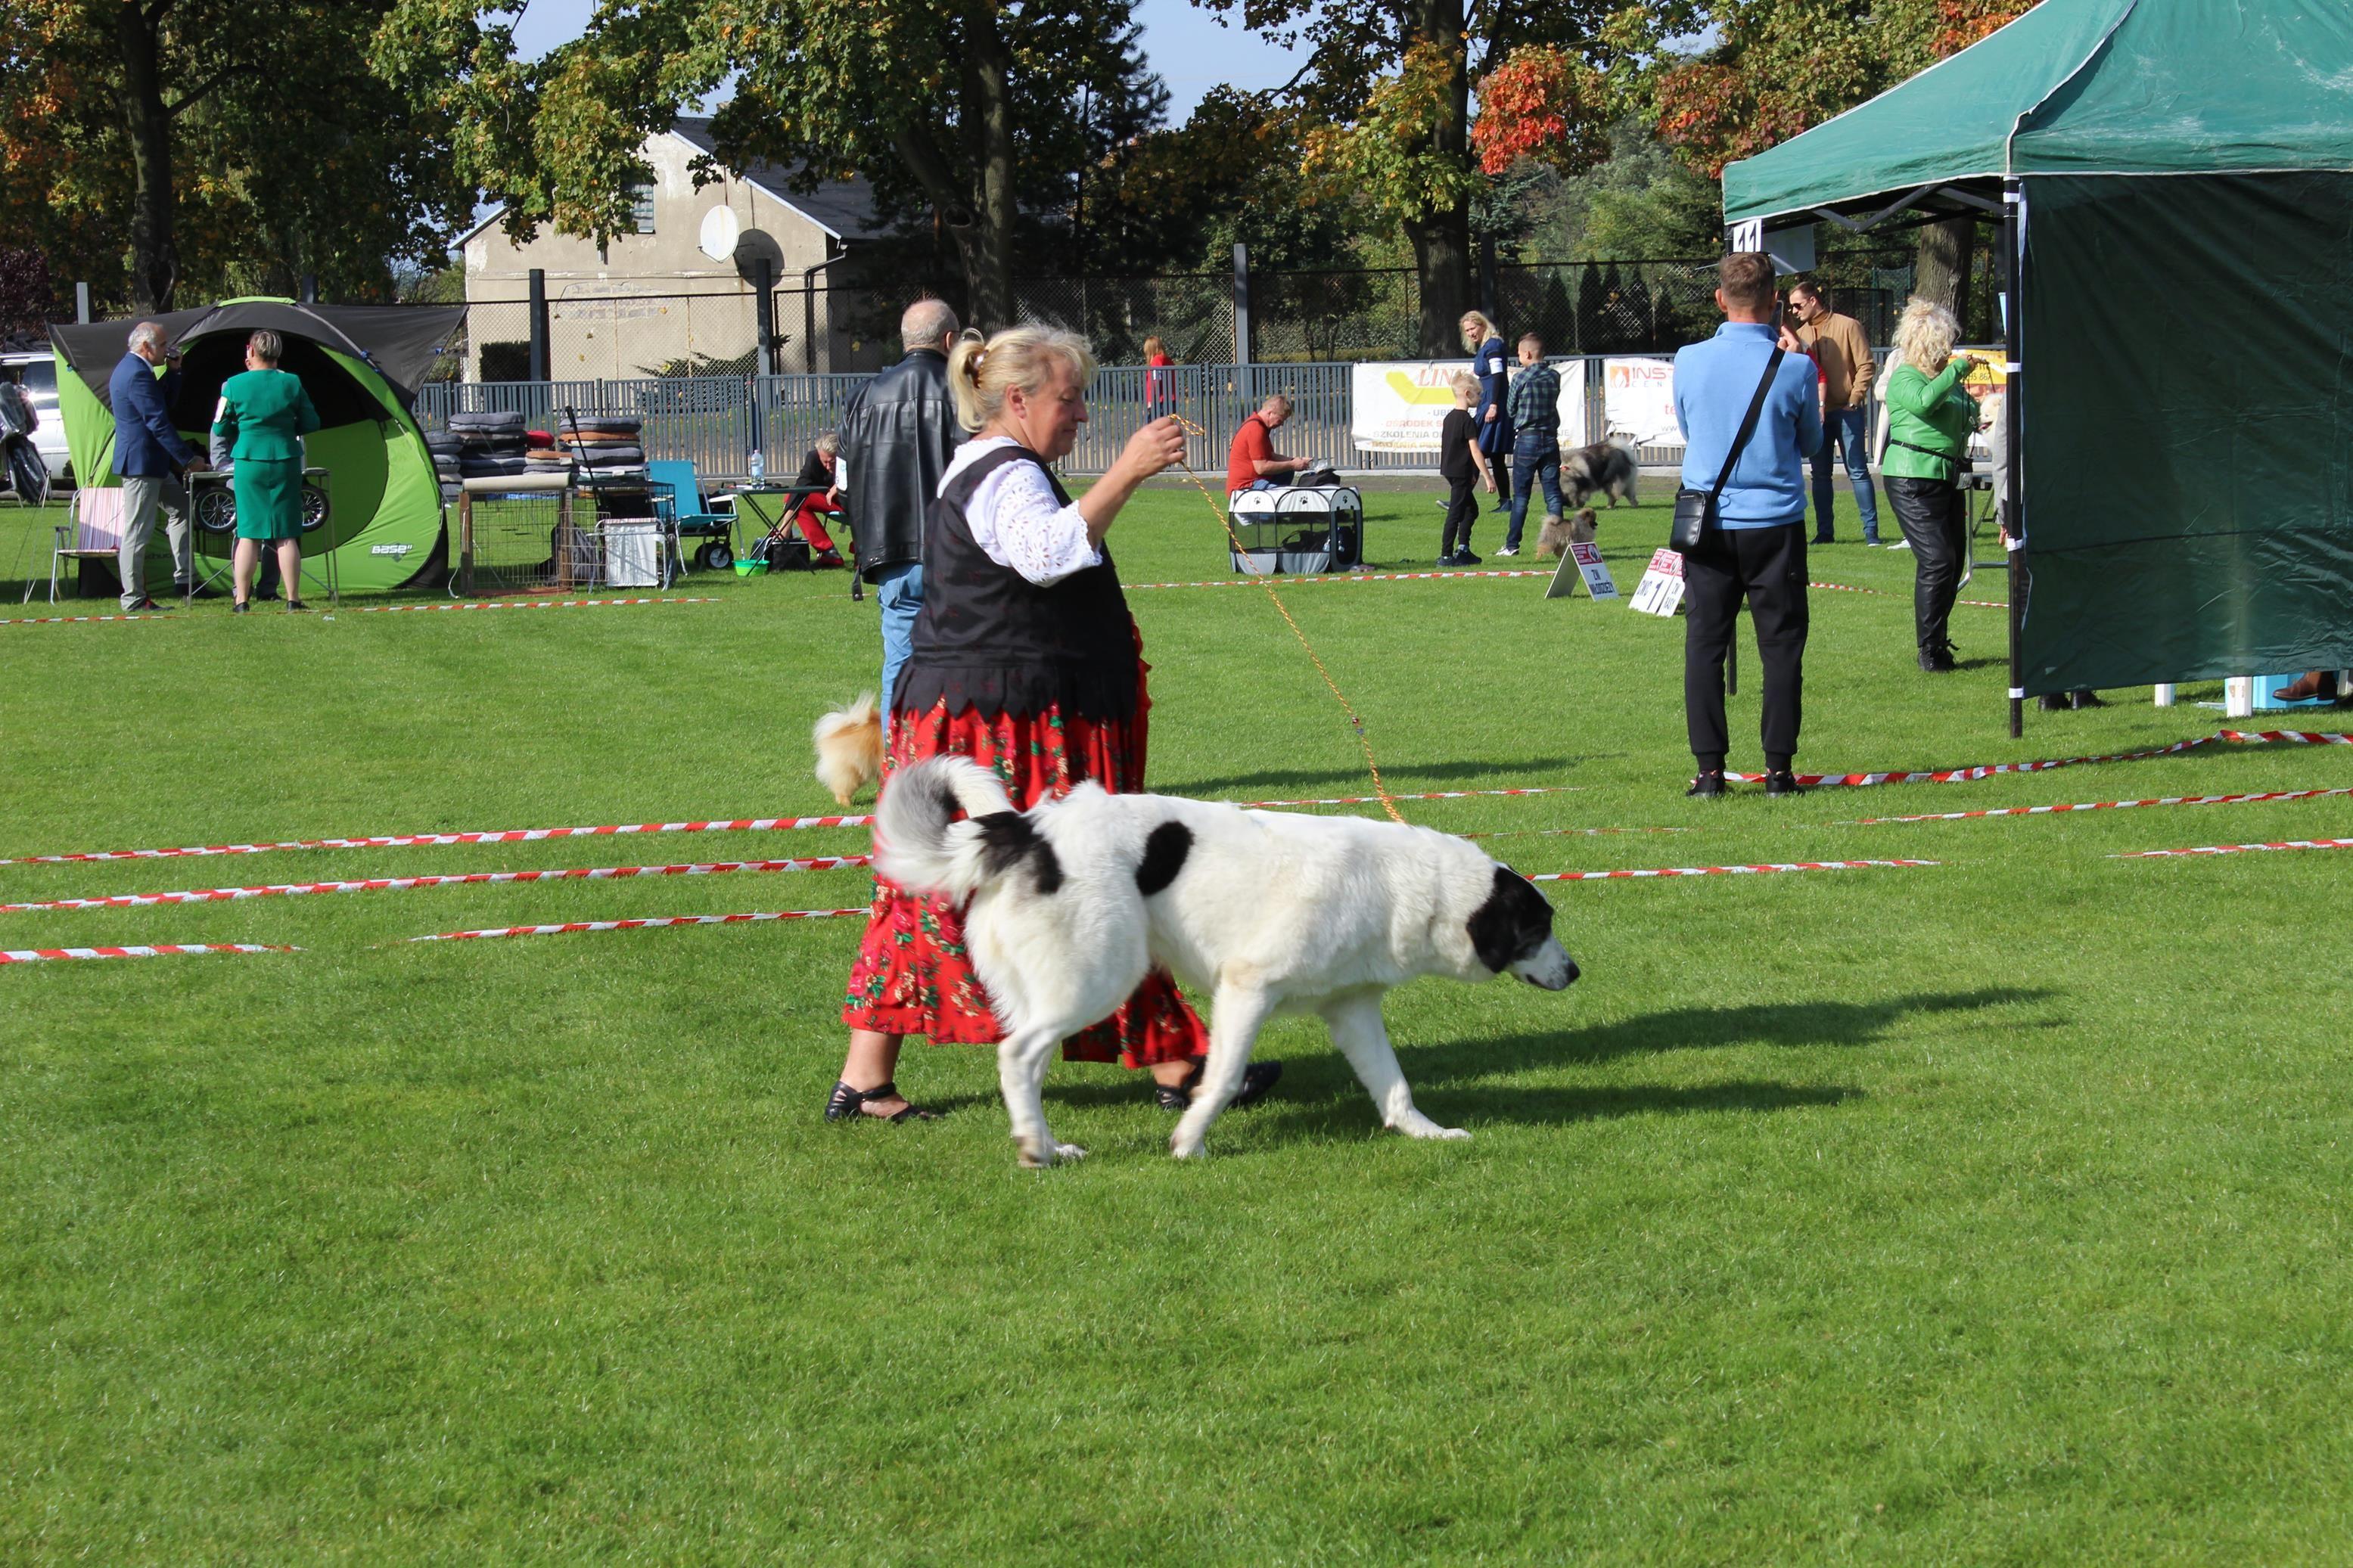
left=831, top=323, right=1285, bottom=1126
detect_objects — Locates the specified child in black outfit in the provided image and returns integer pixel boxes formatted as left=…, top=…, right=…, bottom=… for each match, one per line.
left=1438, top=371, right=1493, bottom=565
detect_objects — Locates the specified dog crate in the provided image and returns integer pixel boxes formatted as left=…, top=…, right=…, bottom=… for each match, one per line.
left=1227, top=486, right=1364, bottom=575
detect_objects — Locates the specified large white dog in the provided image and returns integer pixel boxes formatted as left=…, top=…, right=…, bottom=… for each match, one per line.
left=875, top=756, right=1579, bottom=1166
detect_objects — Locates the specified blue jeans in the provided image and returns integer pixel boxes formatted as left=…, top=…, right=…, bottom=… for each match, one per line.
left=1813, top=405, right=1880, bottom=541
left=1505, top=441, right=1565, bottom=550
left=875, top=561, right=924, bottom=736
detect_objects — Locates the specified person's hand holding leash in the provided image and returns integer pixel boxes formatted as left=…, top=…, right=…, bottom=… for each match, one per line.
left=1121, top=414, right=1187, bottom=480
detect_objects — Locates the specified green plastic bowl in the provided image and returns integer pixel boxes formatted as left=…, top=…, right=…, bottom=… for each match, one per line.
left=733, top=557, right=769, bottom=577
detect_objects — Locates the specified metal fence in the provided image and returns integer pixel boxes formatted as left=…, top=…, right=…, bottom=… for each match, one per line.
left=415, top=356, right=1687, bottom=482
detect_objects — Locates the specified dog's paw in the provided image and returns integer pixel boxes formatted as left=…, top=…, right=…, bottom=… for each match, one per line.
left=1169, top=1131, right=1209, bottom=1160
left=1017, top=1135, right=1088, bottom=1168
left=1392, top=1113, right=1472, bottom=1141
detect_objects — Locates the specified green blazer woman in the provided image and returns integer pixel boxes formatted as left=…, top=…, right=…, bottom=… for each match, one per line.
left=212, top=360, right=322, bottom=542
left=1880, top=358, right=1978, bottom=483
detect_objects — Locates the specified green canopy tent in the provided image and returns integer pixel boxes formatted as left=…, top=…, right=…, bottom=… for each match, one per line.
left=50, top=300, right=462, bottom=593
left=1722, top=0, right=2353, bottom=733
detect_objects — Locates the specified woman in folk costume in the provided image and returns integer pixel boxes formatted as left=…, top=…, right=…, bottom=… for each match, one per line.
left=210, top=329, right=322, bottom=612
left=829, top=323, right=1283, bottom=1123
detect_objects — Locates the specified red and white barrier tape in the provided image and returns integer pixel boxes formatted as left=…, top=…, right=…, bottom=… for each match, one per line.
left=2220, top=729, right=2353, bottom=746
left=1528, top=857, right=1938, bottom=882
left=0, top=942, right=296, bottom=964
left=1855, top=786, right=2353, bottom=824
left=1808, top=579, right=2006, bottom=610
left=0, top=814, right=877, bottom=867
left=2118, top=837, right=2353, bottom=860
left=408, top=909, right=866, bottom=942
left=0, top=611, right=172, bottom=626
left=357, top=596, right=720, bottom=614
left=0, top=787, right=1583, bottom=867
left=0, top=856, right=870, bottom=913
left=1733, top=728, right=2353, bottom=789
left=1125, top=570, right=1553, bottom=589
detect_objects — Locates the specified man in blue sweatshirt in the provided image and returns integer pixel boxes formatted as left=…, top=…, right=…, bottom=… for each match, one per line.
left=1672, top=253, right=1822, bottom=798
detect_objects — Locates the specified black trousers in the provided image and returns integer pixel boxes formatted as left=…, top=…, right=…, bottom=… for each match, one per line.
left=1441, top=474, right=1478, bottom=556
left=1885, top=475, right=1969, bottom=654
left=1683, top=521, right=1809, bottom=770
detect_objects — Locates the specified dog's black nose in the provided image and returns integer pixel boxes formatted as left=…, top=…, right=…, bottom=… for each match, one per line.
left=1564, top=959, right=1581, bottom=984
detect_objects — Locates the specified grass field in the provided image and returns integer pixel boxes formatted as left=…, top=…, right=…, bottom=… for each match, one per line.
left=4, top=478, right=2351, bottom=1563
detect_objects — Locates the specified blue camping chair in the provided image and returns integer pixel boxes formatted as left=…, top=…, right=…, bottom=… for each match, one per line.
left=648, top=460, right=738, bottom=571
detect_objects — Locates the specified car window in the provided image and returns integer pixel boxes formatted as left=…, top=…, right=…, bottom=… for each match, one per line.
left=22, top=359, right=56, bottom=410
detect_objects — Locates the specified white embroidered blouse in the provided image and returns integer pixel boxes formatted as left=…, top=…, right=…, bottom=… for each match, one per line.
left=940, top=436, right=1099, bottom=587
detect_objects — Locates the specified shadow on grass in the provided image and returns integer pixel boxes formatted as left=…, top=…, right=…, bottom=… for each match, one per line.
left=1168, top=755, right=1608, bottom=795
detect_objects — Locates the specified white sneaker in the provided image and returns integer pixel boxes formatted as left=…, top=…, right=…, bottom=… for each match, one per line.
left=1886, top=539, right=1910, bottom=550
left=1495, top=545, right=1519, bottom=557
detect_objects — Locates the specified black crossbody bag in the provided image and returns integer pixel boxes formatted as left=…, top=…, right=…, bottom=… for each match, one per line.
left=1671, top=346, right=1785, bottom=553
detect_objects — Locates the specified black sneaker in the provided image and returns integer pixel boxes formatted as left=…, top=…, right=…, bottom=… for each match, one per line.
left=1455, top=550, right=1481, bottom=565
left=1919, top=640, right=1958, bottom=673
left=1686, top=770, right=1727, bottom=799
left=1155, top=1058, right=1283, bottom=1111
left=1765, top=770, right=1806, bottom=798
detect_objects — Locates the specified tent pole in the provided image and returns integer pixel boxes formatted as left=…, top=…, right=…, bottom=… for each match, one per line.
left=2002, top=177, right=2025, bottom=741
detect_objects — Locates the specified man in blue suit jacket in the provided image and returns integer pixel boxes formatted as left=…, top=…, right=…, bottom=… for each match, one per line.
left=107, top=320, right=208, bottom=609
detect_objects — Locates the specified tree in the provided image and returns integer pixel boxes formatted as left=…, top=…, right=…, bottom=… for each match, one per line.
left=1195, top=0, right=1620, bottom=355
left=1629, top=0, right=2036, bottom=315
left=1, top=0, right=471, bottom=311
left=377, top=0, right=1166, bottom=330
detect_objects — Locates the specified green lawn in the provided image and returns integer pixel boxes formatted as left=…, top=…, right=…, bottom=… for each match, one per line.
left=4, top=479, right=2351, bottom=1563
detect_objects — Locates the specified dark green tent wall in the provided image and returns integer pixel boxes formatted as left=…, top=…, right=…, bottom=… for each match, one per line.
left=2022, top=172, right=2353, bottom=690
left=1721, top=0, right=2353, bottom=700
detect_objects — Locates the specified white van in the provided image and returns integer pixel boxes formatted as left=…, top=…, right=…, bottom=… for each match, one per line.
left=2, top=349, right=73, bottom=488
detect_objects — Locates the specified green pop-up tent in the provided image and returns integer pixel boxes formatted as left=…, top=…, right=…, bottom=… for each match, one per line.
left=1723, top=0, right=2353, bottom=730
left=51, top=300, right=462, bottom=592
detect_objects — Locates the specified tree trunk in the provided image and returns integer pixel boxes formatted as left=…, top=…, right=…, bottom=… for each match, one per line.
left=965, top=14, right=1018, bottom=332
left=1913, top=216, right=1974, bottom=324
left=117, top=0, right=176, bottom=312
left=1406, top=0, right=1470, bottom=356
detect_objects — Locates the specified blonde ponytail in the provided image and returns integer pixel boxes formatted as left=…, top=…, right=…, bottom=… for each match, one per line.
left=946, top=321, right=1098, bottom=432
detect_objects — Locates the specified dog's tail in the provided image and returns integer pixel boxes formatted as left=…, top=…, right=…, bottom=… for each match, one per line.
left=875, top=756, right=1022, bottom=903
left=812, top=693, right=884, bottom=806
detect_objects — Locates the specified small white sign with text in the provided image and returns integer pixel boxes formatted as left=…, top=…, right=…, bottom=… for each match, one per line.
left=1628, top=548, right=1687, bottom=616
left=1546, top=539, right=1621, bottom=601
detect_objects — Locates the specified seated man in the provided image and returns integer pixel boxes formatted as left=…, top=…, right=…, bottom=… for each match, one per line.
left=788, top=432, right=847, bottom=567
left=1226, top=393, right=1313, bottom=498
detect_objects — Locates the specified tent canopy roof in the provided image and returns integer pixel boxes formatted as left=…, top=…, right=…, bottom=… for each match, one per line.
left=1724, top=0, right=2353, bottom=226
left=50, top=299, right=462, bottom=408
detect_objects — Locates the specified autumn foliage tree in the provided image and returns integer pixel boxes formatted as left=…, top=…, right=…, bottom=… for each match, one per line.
left=0, top=0, right=471, bottom=312
left=376, top=0, right=1163, bottom=330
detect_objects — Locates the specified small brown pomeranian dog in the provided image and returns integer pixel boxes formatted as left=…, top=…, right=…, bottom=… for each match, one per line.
left=813, top=694, right=884, bottom=806
left=1534, top=508, right=1599, bottom=560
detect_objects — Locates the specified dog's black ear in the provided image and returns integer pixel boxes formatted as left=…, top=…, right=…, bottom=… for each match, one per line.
left=1136, top=821, right=1192, bottom=896
left=1468, top=865, right=1555, bottom=971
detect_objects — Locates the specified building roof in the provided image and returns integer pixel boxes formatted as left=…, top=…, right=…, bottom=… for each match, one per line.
left=453, top=116, right=894, bottom=248
left=669, top=116, right=891, bottom=241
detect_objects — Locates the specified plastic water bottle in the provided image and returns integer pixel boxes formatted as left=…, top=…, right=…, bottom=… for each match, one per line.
left=748, top=449, right=764, bottom=483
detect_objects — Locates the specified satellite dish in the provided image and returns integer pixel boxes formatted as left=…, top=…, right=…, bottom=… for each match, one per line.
left=698, top=206, right=741, bottom=263
left=732, top=228, right=785, bottom=284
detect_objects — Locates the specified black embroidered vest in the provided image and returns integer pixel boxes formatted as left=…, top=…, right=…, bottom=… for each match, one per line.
left=894, top=444, right=1138, bottom=720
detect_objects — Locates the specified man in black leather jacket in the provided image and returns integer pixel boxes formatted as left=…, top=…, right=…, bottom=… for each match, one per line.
left=839, top=298, right=963, bottom=727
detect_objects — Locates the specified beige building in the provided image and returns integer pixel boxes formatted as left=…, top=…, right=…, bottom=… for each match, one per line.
left=458, top=116, right=894, bottom=378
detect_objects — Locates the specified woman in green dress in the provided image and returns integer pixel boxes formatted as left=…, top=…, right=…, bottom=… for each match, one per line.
left=211, top=330, right=322, bottom=613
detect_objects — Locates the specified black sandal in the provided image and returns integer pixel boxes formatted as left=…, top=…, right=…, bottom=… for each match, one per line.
left=285, top=599, right=309, bottom=612
left=1154, top=1058, right=1283, bottom=1112
left=824, top=1079, right=937, bottom=1122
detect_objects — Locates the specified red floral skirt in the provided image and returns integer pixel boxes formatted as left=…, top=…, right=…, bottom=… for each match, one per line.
left=840, top=675, right=1208, bottom=1068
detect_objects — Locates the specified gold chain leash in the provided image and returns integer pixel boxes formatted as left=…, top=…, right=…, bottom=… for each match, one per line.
left=1166, top=416, right=1404, bottom=824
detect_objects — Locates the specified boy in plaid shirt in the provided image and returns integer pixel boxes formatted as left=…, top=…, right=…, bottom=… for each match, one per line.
left=1499, top=334, right=1567, bottom=556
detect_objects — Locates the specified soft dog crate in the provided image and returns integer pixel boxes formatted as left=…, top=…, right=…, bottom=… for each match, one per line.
left=1228, top=485, right=1364, bottom=575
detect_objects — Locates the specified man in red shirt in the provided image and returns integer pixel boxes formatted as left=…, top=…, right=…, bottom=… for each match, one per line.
left=1226, top=393, right=1312, bottom=497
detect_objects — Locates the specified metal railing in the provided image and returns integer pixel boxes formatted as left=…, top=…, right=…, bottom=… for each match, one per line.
left=415, top=357, right=1695, bottom=481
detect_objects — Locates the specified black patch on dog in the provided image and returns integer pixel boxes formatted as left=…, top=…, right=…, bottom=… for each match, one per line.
left=973, top=810, right=1063, bottom=894
left=1135, top=821, right=1192, bottom=896
left=1467, top=865, right=1555, bottom=972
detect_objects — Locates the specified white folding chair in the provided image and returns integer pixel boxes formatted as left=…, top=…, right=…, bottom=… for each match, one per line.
left=46, top=488, right=126, bottom=604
